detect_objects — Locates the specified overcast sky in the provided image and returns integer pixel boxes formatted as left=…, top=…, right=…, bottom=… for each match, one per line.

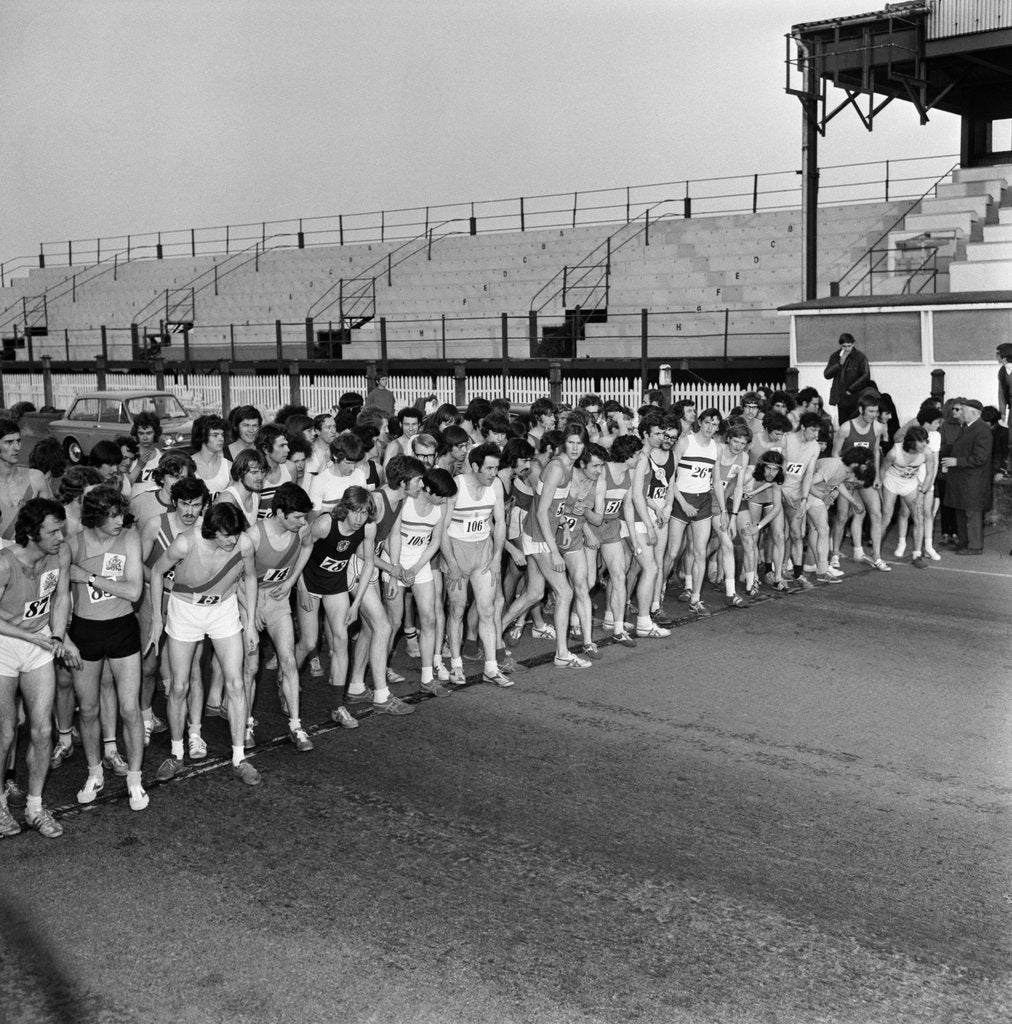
left=1, top=0, right=959, bottom=268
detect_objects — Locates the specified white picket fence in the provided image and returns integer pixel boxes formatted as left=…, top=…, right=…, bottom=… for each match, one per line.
left=1, top=370, right=781, bottom=419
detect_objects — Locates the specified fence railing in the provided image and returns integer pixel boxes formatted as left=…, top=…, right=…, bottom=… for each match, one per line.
left=0, top=368, right=783, bottom=421
left=0, top=153, right=959, bottom=287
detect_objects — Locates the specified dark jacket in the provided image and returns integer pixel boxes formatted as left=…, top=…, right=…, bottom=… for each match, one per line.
left=940, top=418, right=993, bottom=510
left=823, top=348, right=871, bottom=408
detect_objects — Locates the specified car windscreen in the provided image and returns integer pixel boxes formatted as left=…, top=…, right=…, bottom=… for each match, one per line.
left=126, top=395, right=188, bottom=420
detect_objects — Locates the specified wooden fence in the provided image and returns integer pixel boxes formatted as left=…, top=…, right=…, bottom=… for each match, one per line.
left=0, top=370, right=783, bottom=419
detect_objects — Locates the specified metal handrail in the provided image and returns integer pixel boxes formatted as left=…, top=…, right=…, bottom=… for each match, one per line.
left=835, top=160, right=960, bottom=295
left=1, top=153, right=959, bottom=284
left=530, top=199, right=680, bottom=314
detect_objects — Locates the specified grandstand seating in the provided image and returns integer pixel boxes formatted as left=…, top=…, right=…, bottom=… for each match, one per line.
left=3, top=163, right=1009, bottom=364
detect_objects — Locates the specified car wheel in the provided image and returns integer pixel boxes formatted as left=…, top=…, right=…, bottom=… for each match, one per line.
left=64, top=438, right=83, bottom=464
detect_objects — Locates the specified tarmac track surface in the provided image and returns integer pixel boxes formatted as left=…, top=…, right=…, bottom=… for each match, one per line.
left=2, top=549, right=1011, bottom=1024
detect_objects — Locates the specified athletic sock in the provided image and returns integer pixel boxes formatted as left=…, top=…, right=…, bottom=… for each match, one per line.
left=724, top=580, right=735, bottom=597
left=102, top=738, right=117, bottom=756
left=25, top=795, right=42, bottom=818
left=288, top=718, right=301, bottom=733
left=483, top=660, right=498, bottom=676
left=450, top=657, right=463, bottom=670
left=636, top=616, right=652, bottom=631
left=346, top=682, right=366, bottom=696
left=126, top=771, right=142, bottom=790
left=421, top=667, right=434, bottom=684
left=188, top=723, right=201, bottom=739
left=231, top=746, right=245, bottom=767
left=792, top=565, right=803, bottom=580
left=171, top=739, right=184, bottom=760
left=744, top=571, right=755, bottom=589
left=373, top=686, right=391, bottom=704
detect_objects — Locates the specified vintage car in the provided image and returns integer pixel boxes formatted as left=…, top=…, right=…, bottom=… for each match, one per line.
left=48, top=390, right=195, bottom=463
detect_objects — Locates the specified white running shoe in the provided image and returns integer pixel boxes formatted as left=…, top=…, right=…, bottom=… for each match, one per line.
left=894, top=539, right=907, bottom=558
left=924, top=546, right=941, bottom=561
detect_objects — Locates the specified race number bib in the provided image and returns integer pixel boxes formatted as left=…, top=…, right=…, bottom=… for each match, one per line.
left=603, top=498, right=622, bottom=516
left=319, top=556, right=349, bottom=574
left=89, top=552, right=126, bottom=604
left=690, top=465, right=712, bottom=482
left=406, top=534, right=426, bottom=547
left=261, top=567, right=290, bottom=583
left=786, top=462, right=804, bottom=477
left=196, top=594, right=221, bottom=606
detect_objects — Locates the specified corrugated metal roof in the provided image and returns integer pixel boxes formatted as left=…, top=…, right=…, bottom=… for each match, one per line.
left=793, top=2, right=929, bottom=34
left=928, top=0, right=1012, bottom=39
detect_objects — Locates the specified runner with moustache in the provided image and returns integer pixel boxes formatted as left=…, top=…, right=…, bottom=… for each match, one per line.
left=149, top=502, right=261, bottom=786
left=67, top=485, right=146, bottom=812
left=254, top=425, right=296, bottom=520
left=0, top=499, right=78, bottom=839
left=137, top=475, right=210, bottom=752
left=242, top=482, right=316, bottom=751
left=216, top=449, right=268, bottom=527
left=128, top=452, right=196, bottom=529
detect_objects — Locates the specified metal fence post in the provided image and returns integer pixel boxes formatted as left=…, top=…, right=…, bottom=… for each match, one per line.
left=41, top=356, right=53, bottom=408
left=289, top=359, right=301, bottom=407
left=183, top=325, right=191, bottom=387
left=500, top=312, right=509, bottom=385
left=275, top=320, right=283, bottom=392
left=305, top=317, right=315, bottom=359
left=366, top=359, right=378, bottom=396
left=528, top=310, right=537, bottom=356
left=95, top=354, right=107, bottom=391
left=454, top=362, right=467, bottom=407
left=785, top=366, right=800, bottom=391
left=100, top=325, right=108, bottom=362
left=640, top=309, right=649, bottom=394
left=153, top=355, right=165, bottom=391
left=219, top=359, right=231, bottom=417
left=380, top=317, right=388, bottom=367
left=549, top=360, right=562, bottom=406
left=930, top=367, right=945, bottom=404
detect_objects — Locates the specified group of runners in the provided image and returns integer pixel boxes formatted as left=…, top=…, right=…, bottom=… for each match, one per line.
left=0, top=381, right=967, bottom=838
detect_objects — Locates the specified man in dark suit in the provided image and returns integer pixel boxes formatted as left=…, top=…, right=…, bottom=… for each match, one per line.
left=940, top=398, right=993, bottom=555
left=823, top=333, right=871, bottom=426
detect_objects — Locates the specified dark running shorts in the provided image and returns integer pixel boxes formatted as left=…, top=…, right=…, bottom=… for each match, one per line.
left=69, top=613, right=141, bottom=662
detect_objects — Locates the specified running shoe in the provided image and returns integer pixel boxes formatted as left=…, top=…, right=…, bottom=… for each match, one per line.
left=725, top=594, right=749, bottom=608
left=507, top=620, right=526, bottom=644
left=771, top=580, right=795, bottom=594
left=869, top=557, right=892, bottom=572
left=150, top=713, right=167, bottom=734
left=385, top=667, right=406, bottom=684
left=636, top=623, right=671, bottom=639
left=911, top=555, right=927, bottom=569
left=612, top=633, right=637, bottom=648
left=498, top=651, right=518, bottom=673
left=924, top=546, right=941, bottom=561
left=49, top=743, right=74, bottom=770
left=232, top=761, right=262, bottom=786
left=308, top=655, right=324, bottom=678
left=330, top=706, right=359, bottom=729
left=0, top=801, right=21, bottom=837
left=482, top=668, right=515, bottom=687
left=802, top=564, right=817, bottom=574
left=203, top=703, right=227, bottom=720
left=419, top=679, right=451, bottom=697
left=26, top=807, right=63, bottom=839
left=568, top=619, right=582, bottom=640
left=553, top=652, right=592, bottom=669
left=460, top=639, right=483, bottom=662
left=651, top=608, right=674, bottom=627
left=102, top=751, right=129, bottom=776
left=244, top=722, right=256, bottom=750
left=155, top=756, right=184, bottom=782
left=677, top=589, right=693, bottom=604
left=531, top=624, right=557, bottom=640
left=345, top=689, right=373, bottom=704
left=894, top=539, right=907, bottom=558
left=128, top=786, right=150, bottom=812
left=405, top=633, right=421, bottom=658
left=448, top=666, right=467, bottom=685
left=795, top=576, right=815, bottom=591
left=142, top=719, right=154, bottom=748
left=289, top=728, right=314, bottom=752
left=815, top=573, right=842, bottom=585
left=372, top=694, right=415, bottom=715
left=829, top=554, right=841, bottom=569
left=689, top=600, right=711, bottom=618
left=76, top=774, right=105, bottom=804
left=188, top=734, right=208, bottom=760
left=433, top=661, right=451, bottom=682
left=825, top=566, right=845, bottom=578
left=5, top=783, right=26, bottom=806
left=580, top=642, right=603, bottom=661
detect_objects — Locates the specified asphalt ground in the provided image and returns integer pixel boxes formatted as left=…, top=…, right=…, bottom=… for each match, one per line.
left=2, top=530, right=1011, bottom=1024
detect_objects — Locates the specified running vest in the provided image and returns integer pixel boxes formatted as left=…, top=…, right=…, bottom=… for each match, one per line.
left=302, top=520, right=366, bottom=594
left=644, top=450, right=675, bottom=504
left=602, top=464, right=630, bottom=524
left=372, top=491, right=401, bottom=548
left=0, top=468, right=40, bottom=542
left=0, top=547, right=60, bottom=634
left=252, top=520, right=302, bottom=588
left=171, top=542, right=244, bottom=604
left=675, top=435, right=717, bottom=494
left=72, top=530, right=134, bottom=620
left=257, top=464, right=294, bottom=520
left=523, top=478, right=569, bottom=543
left=144, top=512, right=183, bottom=591
left=195, top=455, right=231, bottom=502
left=714, top=453, right=746, bottom=501
left=839, top=418, right=876, bottom=456
left=396, top=496, right=441, bottom=567
left=447, top=477, right=495, bottom=541
left=219, top=485, right=259, bottom=527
